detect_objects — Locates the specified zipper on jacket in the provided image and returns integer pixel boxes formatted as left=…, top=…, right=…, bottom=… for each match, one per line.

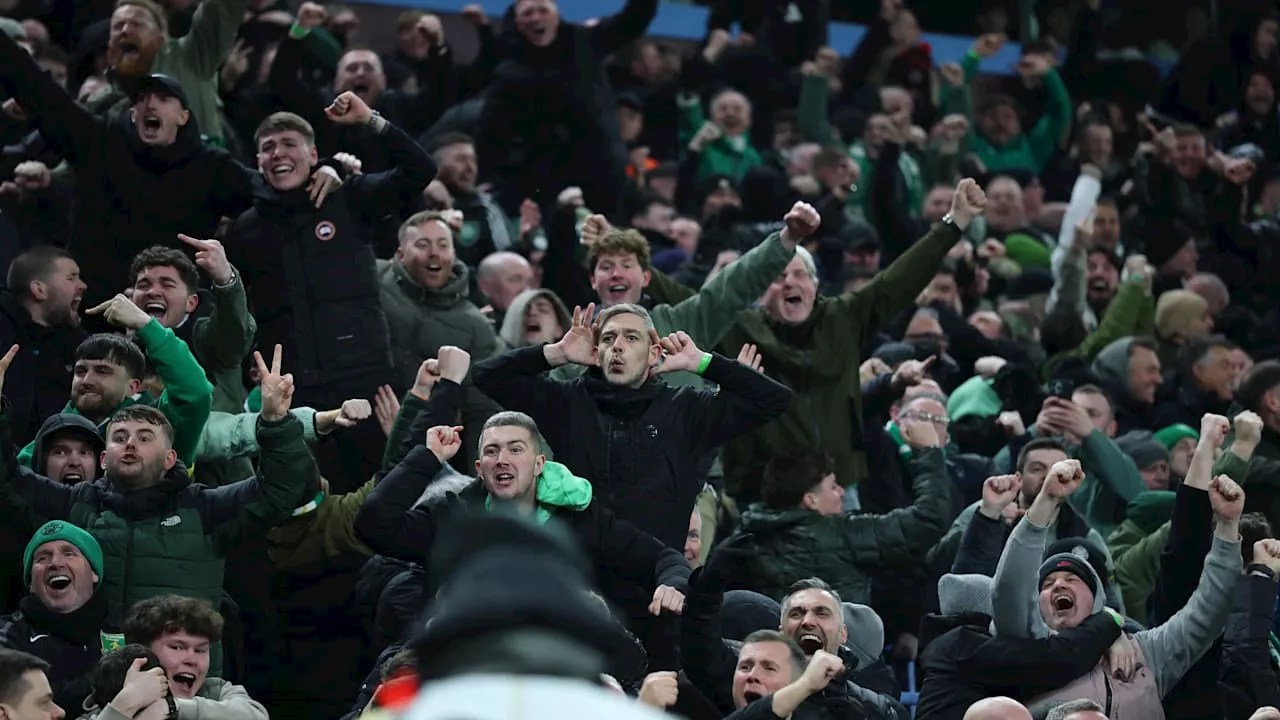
left=121, top=524, right=136, bottom=615
left=1103, top=672, right=1113, bottom=716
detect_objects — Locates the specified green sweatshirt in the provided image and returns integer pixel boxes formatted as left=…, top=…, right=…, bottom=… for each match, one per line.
left=948, top=52, right=1072, bottom=173
left=17, top=319, right=213, bottom=467
left=720, top=221, right=964, bottom=497
left=189, top=272, right=256, bottom=415
left=677, top=94, right=763, bottom=183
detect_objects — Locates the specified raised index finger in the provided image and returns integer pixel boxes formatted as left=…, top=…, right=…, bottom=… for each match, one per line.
left=177, top=233, right=208, bottom=249
left=271, top=344, right=283, bottom=376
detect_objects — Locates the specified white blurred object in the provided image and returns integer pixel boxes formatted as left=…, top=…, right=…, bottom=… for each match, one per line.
left=403, top=675, right=671, bottom=719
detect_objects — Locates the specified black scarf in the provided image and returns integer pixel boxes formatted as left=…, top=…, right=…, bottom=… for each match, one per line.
left=19, top=590, right=109, bottom=646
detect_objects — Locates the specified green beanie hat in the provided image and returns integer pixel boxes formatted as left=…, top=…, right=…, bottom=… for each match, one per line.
left=23, top=520, right=104, bottom=588
left=1153, top=423, right=1199, bottom=450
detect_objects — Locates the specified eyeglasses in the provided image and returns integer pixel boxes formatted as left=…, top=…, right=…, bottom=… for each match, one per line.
left=900, top=410, right=950, bottom=425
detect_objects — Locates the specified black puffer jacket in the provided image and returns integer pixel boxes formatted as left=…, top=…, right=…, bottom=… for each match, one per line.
left=475, top=0, right=657, bottom=215
left=0, top=33, right=262, bottom=311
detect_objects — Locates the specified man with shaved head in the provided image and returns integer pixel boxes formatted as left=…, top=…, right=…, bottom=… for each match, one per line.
left=476, top=251, right=534, bottom=329
left=964, top=696, right=1033, bottom=719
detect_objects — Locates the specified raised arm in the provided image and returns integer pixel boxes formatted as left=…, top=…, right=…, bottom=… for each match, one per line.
left=196, top=406, right=321, bottom=463
left=844, top=423, right=952, bottom=567
left=953, top=474, right=1023, bottom=575
left=0, top=32, right=105, bottom=167
left=203, top=346, right=316, bottom=547
left=169, top=0, right=253, bottom=78
left=1136, top=473, right=1244, bottom=697
left=353, top=442, right=450, bottom=564
left=992, top=459, right=1085, bottom=639
left=329, top=92, right=438, bottom=219
left=833, top=179, right=982, bottom=349
left=87, top=295, right=213, bottom=465
left=656, top=337, right=792, bottom=450
left=585, top=0, right=658, bottom=58
left=471, top=309, right=591, bottom=448
left=654, top=203, right=809, bottom=349
left=181, top=234, right=256, bottom=373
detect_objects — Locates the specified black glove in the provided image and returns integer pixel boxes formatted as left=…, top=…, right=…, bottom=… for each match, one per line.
left=693, top=532, right=755, bottom=593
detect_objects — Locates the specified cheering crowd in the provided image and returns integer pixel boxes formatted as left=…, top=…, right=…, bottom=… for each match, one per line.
left=1, top=0, right=1280, bottom=717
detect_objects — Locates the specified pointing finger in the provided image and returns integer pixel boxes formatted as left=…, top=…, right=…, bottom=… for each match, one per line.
left=177, top=233, right=208, bottom=248
left=85, top=299, right=113, bottom=315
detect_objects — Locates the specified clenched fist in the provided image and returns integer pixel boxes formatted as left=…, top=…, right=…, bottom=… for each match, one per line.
left=1042, top=459, right=1084, bottom=500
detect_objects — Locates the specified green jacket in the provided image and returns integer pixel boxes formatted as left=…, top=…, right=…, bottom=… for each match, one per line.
left=187, top=272, right=256, bottom=415
left=677, top=94, right=763, bottom=183
left=551, top=231, right=795, bottom=391
left=1043, top=277, right=1155, bottom=380
left=0, top=413, right=314, bottom=627
left=732, top=448, right=951, bottom=603
left=197, top=407, right=322, bottom=463
left=948, top=52, right=1072, bottom=174
left=84, top=0, right=252, bottom=144
left=1066, top=430, right=1150, bottom=539
left=719, top=221, right=963, bottom=497
left=17, top=319, right=213, bottom=468
left=267, top=478, right=375, bottom=571
left=1111, top=521, right=1169, bottom=627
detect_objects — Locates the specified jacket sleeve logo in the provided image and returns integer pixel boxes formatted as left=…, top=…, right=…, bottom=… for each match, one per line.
left=315, top=221, right=337, bottom=241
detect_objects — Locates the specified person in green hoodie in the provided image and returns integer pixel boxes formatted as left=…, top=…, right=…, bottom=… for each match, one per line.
left=15, top=293, right=212, bottom=469
left=943, top=38, right=1071, bottom=174
left=677, top=88, right=762, bottom=184
left=718, top=178, right=985, bottom=500
left=353, top=409, right=691, bottom=619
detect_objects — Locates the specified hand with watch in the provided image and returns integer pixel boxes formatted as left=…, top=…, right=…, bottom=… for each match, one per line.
left=941, top=178, right=988, bottom=233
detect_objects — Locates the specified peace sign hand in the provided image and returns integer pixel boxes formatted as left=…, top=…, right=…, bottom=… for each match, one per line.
left=178, top=233, right=234, bottom=285
left=254, top=344, right=295, bottom=421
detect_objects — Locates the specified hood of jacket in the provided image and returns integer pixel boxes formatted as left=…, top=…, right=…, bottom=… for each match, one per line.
left=482, top=461, right=593, bottom=525
left=384, top=258, right=473, bottom=309
left=499, top=288, right=571, bottom=348
left=90, top=463, right=192, bottom=520
left=738, top=504, right=815, bottom=533
left=32, top=413, right=105, bottom=477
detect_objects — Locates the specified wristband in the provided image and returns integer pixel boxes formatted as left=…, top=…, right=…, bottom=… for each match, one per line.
left=367, top=110, right=388, bottom=134
left=1247, top=563, right=1278, bottom=582
left=1101, top=607, right=1124, bottom=627
left=695, top=352, right=713, bottom=376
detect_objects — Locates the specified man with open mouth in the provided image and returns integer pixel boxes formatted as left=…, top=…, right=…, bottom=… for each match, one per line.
left=0, top=521, right=107, bottom=713
left=353, top=408, right=693, bottom=656
left=718, top=178, right=988, bottom=506
left=0, top=33, right=344, bottom=316
left=0, top=343, right=318, bottom=680
left=121, top=595, right=266, bottom=717
left=990, top=417, right=1247, bottom=718
left=94, top=0, right=252, bottom=149
left=224, top=92, right=434, bottom=490
left=680, top=550, right=907, bottom=719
